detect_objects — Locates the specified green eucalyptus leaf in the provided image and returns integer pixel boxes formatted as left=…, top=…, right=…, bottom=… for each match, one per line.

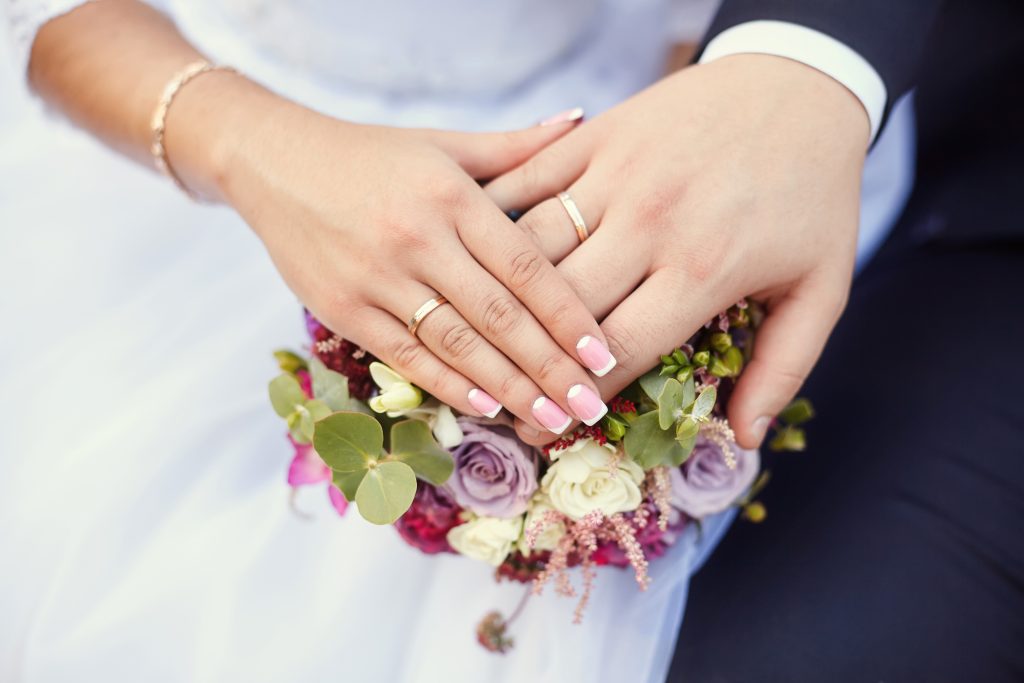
left=273, top=349, right=308, bottom=375
left=313, top=411, right=384, bottom=473
left=680, top=375, right=696, bottom=408
left=673, top=433, right=697, bottom=466
left=624, top=412, right=687, bottom=469
left=389, top=419, right=455, bottom=486
left=333, top=469, right=366, bottom=502
left=692, top=386, right=717, bottom=420
left=657, top=378, right=683, bottom=430
left=269, top=374, right=306, bottom=418
left=676, top=416, right=700, bottom=442
left=297, top=405, right=316, bottom=441
left=778, top=398, right=815, bottom=425
left=639, top=370, right=670, bottom=403
left=308, top=357, right=352, bottom=411
left=355, top=461, right=417, bottom=525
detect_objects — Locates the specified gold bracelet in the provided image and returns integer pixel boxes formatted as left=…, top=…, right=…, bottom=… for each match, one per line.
left=150, top=60, right=235, bottom=200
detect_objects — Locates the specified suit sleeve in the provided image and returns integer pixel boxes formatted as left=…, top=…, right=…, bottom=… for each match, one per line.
left=699, top=0, right=944, bottom=138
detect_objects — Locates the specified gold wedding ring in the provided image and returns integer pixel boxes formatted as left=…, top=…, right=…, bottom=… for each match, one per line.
left=408, top=296, right=448, bottom=337
left=556, top=191, right=589, bottom=243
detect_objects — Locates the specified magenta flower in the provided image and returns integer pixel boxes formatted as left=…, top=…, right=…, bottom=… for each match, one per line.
left=287, top=435, right=348, bottom=516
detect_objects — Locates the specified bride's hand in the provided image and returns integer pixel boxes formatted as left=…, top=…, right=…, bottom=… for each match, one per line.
left=183, top=77, right=611, bottom=432
left=486, top=55, right=870, bottom=447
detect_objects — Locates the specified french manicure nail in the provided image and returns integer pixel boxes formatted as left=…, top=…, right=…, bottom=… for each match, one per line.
left=753, top=416, right=772, bottom=443
left=576, top=336, right=617, bottom=377
left=567, top=384, right=608, bottom=426
left=538, top=106, right=584, bottom=127
left=468, top=388, right=502, bottom=418
left=532, top=396, right=573, bottom=434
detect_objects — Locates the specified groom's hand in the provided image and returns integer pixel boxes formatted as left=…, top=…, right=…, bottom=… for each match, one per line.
left=486, top=55, right=869, bottom=448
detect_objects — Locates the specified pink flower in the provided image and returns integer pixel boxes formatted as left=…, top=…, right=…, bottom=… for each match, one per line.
left=286, top=434, right=347, bottom=516
left=591, top=503, right=684, bottom=567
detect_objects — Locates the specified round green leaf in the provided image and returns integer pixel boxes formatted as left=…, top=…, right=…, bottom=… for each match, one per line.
left=692, top=385, right=717, bottom=420
left=308, top=357, right=352, bottom=411
left=624, top=412, right=688, bottom=470
left=657, top=378, right=683, bottom=430
left=313, top=412, right=384, bottom=473
left=355, top=461, right=417, bottom=525
left=269, top=374, right=306, bottom=418
left=389, top=419, right=455, bottom=486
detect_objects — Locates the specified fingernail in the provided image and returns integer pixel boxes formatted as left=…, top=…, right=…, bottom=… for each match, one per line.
left=468, top=388, right=502, bottom=418
left=753, top=416, right=772, bottom=443
left=576, top=336, right=617, bottom=377
left=567, top=384, right=608, bottom=426
left=532, top=396, right=573, bottom=434
left=538, top=106, right=584, bottom=127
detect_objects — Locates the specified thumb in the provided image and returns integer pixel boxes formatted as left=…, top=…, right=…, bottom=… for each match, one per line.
left=728, top=275, right=849, bottom=449
left=427, top=107, right=583, bottom=179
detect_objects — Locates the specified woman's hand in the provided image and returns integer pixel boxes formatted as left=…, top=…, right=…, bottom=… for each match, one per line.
left=177, top=75, right=613, bottom=433
left=485, top=55, right=870, bottom=447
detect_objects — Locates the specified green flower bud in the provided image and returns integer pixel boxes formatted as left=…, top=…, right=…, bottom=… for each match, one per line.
left=692, top=350, right=710, bottom=367
left=743, top=501, right=767, bottom=523
left=710, top=332, right=732, bottom=353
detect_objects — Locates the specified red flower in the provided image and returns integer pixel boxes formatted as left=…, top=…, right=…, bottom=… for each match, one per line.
left=394, top=483, right=463, bottom=554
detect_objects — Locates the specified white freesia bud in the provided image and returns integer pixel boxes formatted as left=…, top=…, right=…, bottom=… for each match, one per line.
left=368, top=362, right=423, bottom=416
left=446, top=515, right=523, bottom=566
left=542, top=438, right=644, bottom=520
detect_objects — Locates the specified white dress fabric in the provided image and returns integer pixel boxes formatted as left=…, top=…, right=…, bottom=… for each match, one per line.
left=0, top=1, right=915, bottom=681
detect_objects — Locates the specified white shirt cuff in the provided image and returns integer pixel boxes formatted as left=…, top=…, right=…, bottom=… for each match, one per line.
left=699, top=20, right=887, bottom=144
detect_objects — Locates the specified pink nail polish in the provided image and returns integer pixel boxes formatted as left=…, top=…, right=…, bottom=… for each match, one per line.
left=468, top=388, right=502, bottom=418
left=567, top=384, right=608, bottom=426
left=532, top=396, right=573, bottom=434
left=538, top=106, right=584, bottom=127
left=576, top=336, right=617, bottom=377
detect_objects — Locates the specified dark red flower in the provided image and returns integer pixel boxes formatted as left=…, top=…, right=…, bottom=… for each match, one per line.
left=393, top=483, right=463, bottom=554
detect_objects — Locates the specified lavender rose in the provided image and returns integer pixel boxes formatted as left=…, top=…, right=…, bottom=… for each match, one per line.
left=670, top=436, right=760, bottom=518
left=443, top=418, right=538, bottom=518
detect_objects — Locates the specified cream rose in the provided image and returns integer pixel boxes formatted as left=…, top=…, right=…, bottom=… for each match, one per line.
left=541, top=438, right=644, bottom=520
left=517, top=493, right=566, bottom=555
left=446, top=515, right=523, bottom=566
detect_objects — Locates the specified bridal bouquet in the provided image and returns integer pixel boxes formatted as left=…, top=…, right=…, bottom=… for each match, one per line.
left=268, top=303, right=810, bottom=651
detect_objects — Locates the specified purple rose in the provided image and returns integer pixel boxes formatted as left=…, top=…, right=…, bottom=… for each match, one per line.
left=670, top=436, right=759, bottom=518
left=444, top=418, right=538, bottom=518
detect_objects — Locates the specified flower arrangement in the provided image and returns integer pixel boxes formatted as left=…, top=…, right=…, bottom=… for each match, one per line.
left=269, top=302, right=811, bottom=651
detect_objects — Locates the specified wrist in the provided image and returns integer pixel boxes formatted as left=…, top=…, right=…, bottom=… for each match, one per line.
left=161, top=70, right=319, bottom=204
left=699, top=54, right=870, bottom=155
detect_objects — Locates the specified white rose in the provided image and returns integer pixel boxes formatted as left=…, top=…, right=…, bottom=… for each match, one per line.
left=541, top=438, right=644, bottom=520
left=517, top=494, right=566, bottom=556
left=446, top=515, right=523, bottom=566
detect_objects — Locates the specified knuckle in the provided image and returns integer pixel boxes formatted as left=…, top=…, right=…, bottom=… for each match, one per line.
left=497, top=372, right=521, bottom=402
left=601, top=321, right=643, bottom=372
left=481, top=293, right=523, bottom=337
left=534, top=352, right=568, bottom=383
left=676, top=241, right=728, bottom=285
left=390, top=336, right=425, bottom=370
left=507, top=247, right=545, bottom=290
left=431, top=175, right=468, bottom=211
left=439, top=321, right=481, bottom=360
left=515, top=210, right=545, bottom=249
left=633, top=184, right=683, bottom=230
left=384, top=220, right=430, bottom=252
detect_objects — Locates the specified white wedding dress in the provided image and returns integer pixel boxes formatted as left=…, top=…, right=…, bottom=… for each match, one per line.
left=0, top=1, right=916, bottom=681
